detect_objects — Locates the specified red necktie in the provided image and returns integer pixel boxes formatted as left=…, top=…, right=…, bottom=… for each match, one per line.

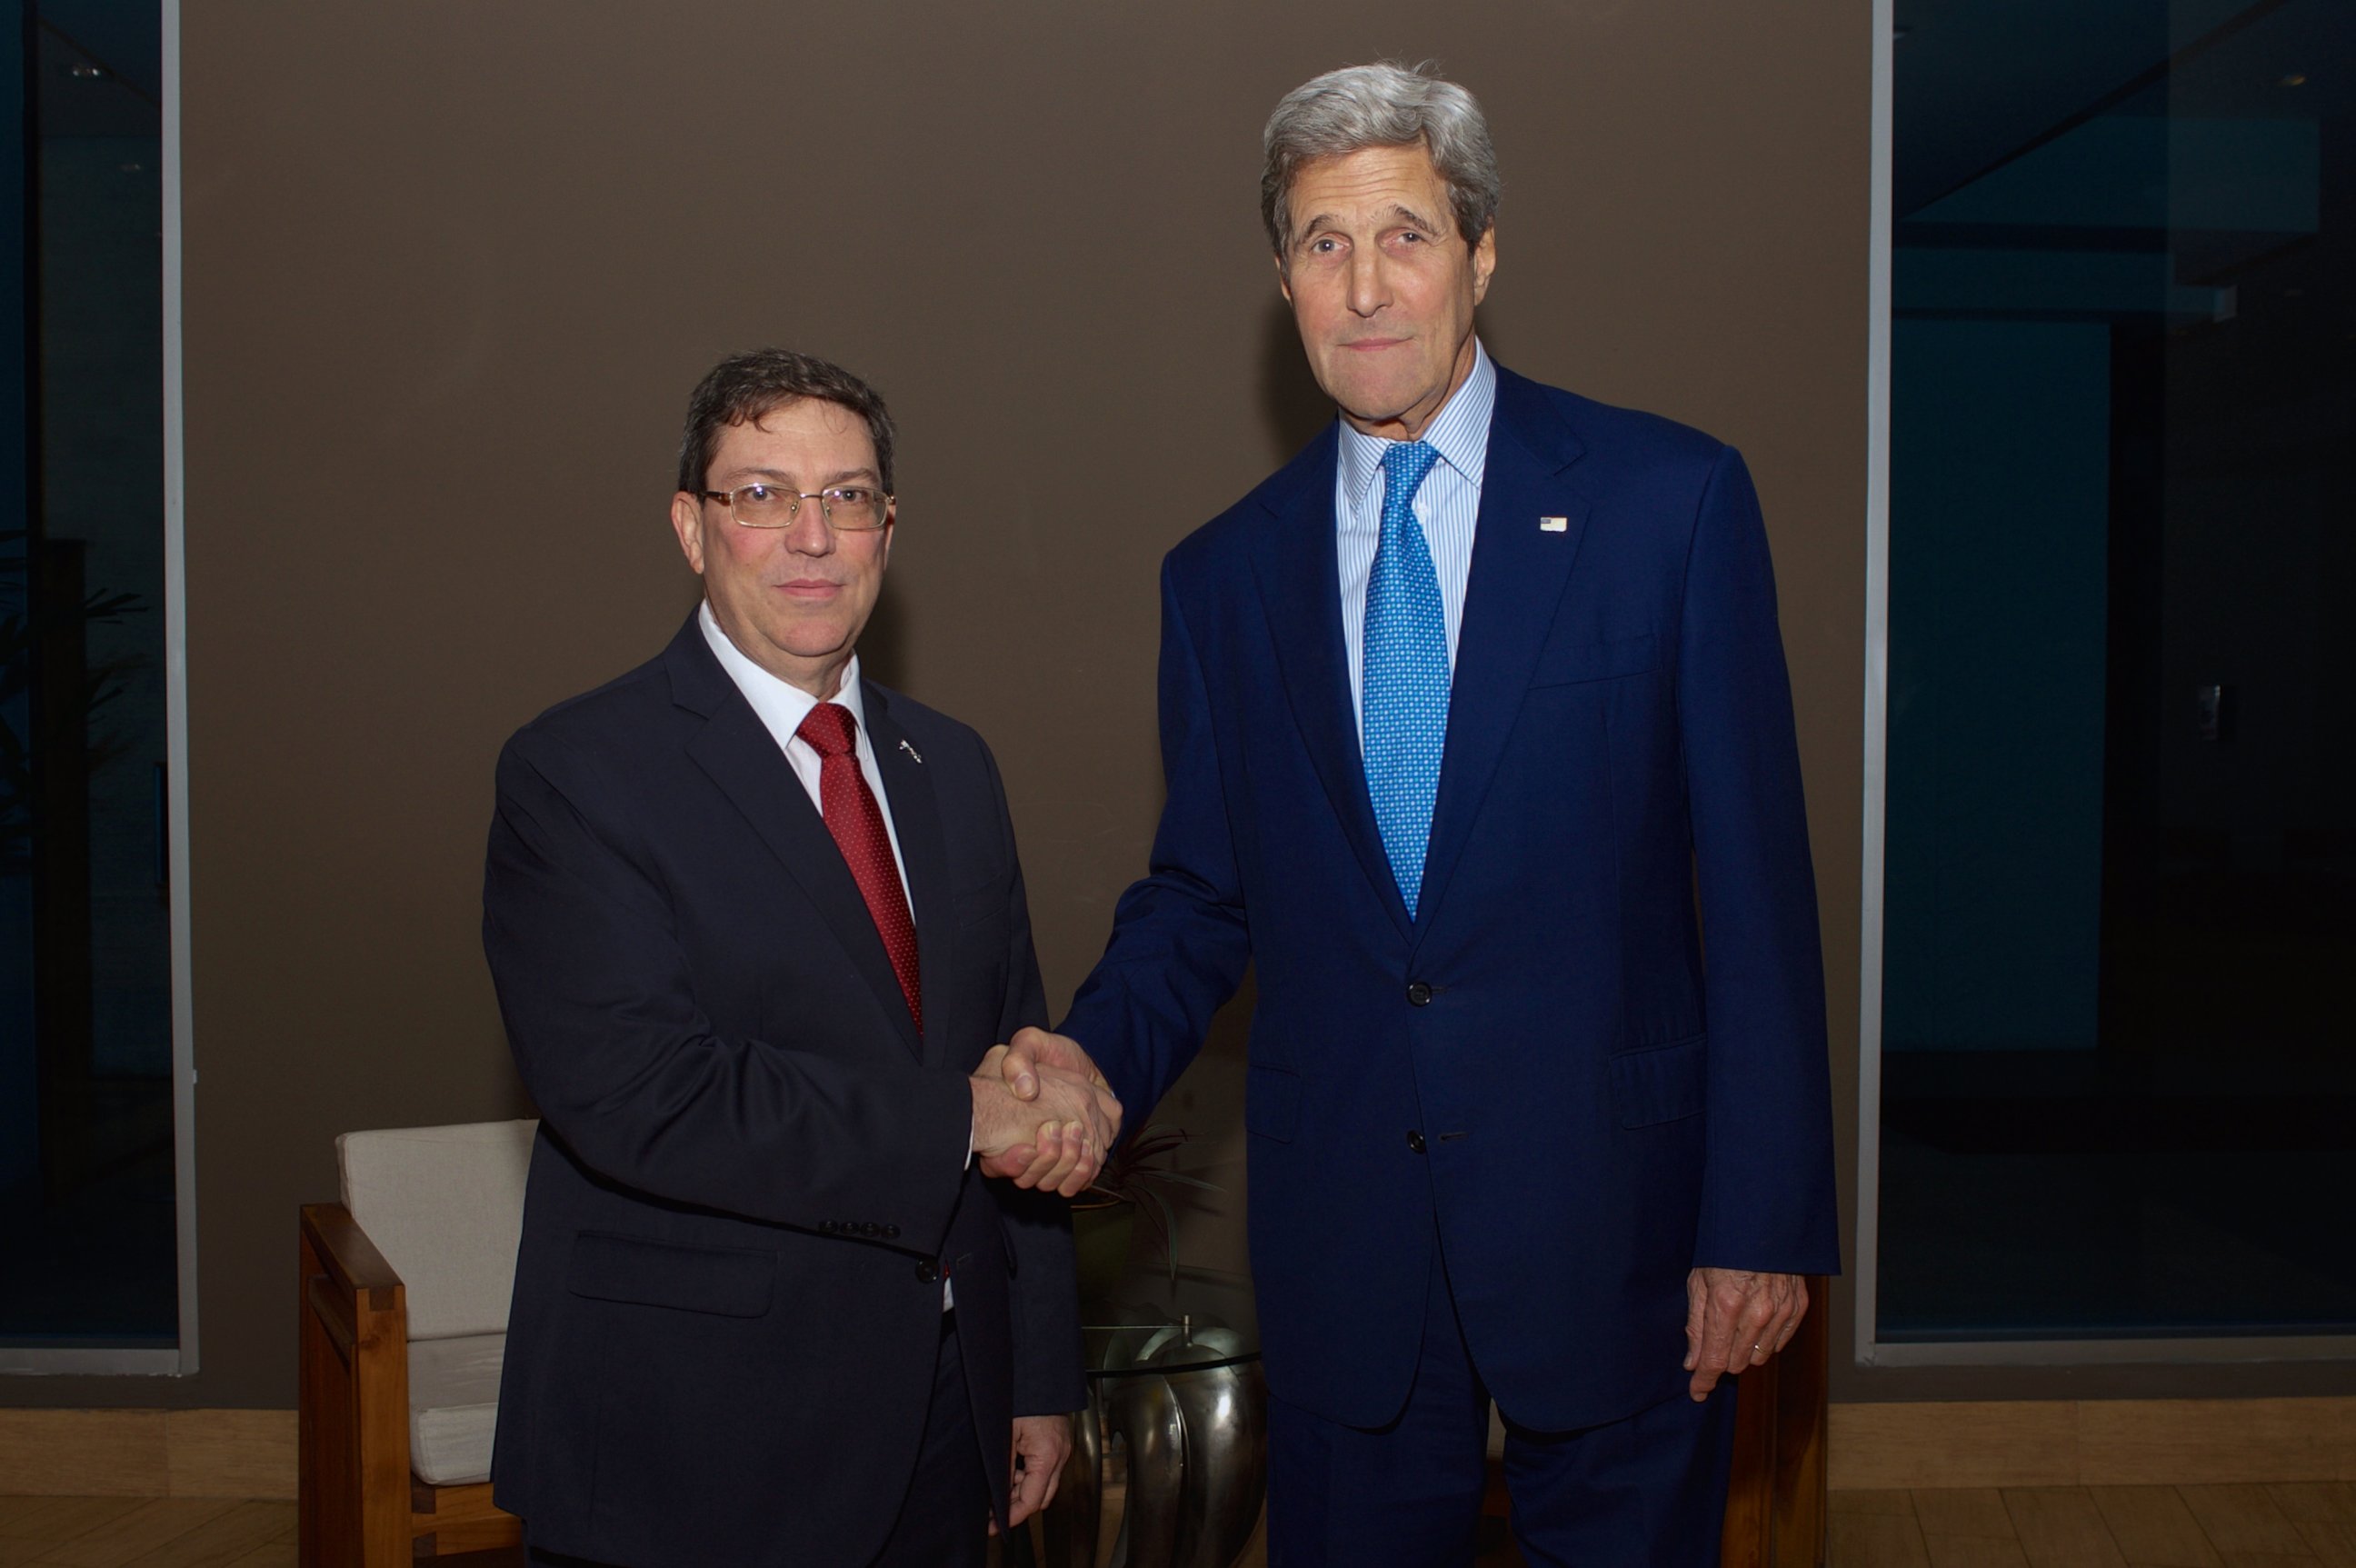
left=795, top=703, right=923, bottom=1034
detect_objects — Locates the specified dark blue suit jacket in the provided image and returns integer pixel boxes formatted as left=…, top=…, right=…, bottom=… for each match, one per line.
left=1062, top=365, right=1840, bottom=1433
left=483, top=616, right=1082, bottom=1568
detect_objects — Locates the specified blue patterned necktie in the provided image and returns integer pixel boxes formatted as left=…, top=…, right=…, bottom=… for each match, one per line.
left=1362, top=439, right=1449, bottom=919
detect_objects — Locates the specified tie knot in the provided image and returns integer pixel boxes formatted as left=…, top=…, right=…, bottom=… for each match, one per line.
left=796, top=702, right=858, bottom=758
left=1381, top=439, right=1441, bottom=496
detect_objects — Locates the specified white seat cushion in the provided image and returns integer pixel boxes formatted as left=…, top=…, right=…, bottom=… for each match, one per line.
left=408, top=1332, right=506, bottom=1485
left=338, top=1120, right=535, bottom=1340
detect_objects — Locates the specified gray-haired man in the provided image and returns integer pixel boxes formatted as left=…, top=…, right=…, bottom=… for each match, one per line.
left=996, top=63, right=1840, bottom=1564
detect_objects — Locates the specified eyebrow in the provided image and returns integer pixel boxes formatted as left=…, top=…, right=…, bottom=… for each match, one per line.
left=719, top=464, right=883, bottom=488
left=1293, top=204, right=1445, bottom=245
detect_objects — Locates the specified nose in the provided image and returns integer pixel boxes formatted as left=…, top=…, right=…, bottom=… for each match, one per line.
left=1346, top=246, right=1388, bottom=318
left=783, top=498, right=837, bottom=557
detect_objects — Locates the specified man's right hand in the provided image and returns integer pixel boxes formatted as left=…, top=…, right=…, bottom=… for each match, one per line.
left=980, top=1029, right=1123, bottom=1192
left=968, top=1050, right=1119, bottom=1199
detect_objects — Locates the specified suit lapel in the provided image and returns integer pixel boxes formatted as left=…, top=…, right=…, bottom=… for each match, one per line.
left=666, top=622, right=924, bottom=1060
left=1414, top=370, right=1592, bottom=944
left=861, top=688, right=956, bottom=1070
left=1247, top=426, right=1416, bottom=942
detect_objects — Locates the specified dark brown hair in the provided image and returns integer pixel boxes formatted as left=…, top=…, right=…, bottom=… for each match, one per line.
left=675, top=349, right=897, bottom=494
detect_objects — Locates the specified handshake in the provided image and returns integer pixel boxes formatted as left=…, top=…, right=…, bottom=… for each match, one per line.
left=966, top=1027, right=1123, bottom=1198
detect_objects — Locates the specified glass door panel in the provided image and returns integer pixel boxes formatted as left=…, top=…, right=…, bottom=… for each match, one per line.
left=1878, top=0, right=2356, bottom=1341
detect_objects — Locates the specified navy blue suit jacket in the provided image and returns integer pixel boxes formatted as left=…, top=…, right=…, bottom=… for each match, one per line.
left=1062, top=365, right=1840, bottom=1433
left=483, top=616, right=1082, bottom=1568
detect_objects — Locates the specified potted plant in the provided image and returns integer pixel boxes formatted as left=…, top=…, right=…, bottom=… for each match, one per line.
left=1071, top=1123, right=1219, bottom=1305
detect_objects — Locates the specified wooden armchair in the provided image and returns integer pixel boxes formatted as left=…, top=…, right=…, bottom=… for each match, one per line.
left=299, top=1121, right=537, bottom=1566
left=1717, top=1274, right=1831, bottom=1568
left=1482, top=1274, right=1831, bottom=1567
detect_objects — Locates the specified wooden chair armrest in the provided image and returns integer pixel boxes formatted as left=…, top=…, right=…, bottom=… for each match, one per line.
left=301, top=1202, right=406, bottom=1362
left=297, top=1201, right=414, bottom=1568
left=302, top=1203, right=404, bottom=1296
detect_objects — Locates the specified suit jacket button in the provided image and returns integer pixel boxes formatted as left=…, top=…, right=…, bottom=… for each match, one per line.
left=817, top=1220, right=835, bottom=1233
left=1406, top=981, right=1433, bottom=1006
left=915, top=1260, right=941, bottom=1284
left=1406, top=1130, right=1427, bottom=1154
left=884, top=1224, right=902, bottom=1239
left=861, top=1222, right=883, bottom=1237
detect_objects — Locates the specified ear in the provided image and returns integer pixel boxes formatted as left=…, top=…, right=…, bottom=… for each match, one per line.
left=1273, top=251, right=1293, bottom=305
left=669, top=491, right=708, bottom=575
left=1470, top=224, right=1497, bottom=305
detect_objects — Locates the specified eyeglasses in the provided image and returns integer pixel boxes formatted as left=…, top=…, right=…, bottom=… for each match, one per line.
left=700, top=483, right=893, bottom=531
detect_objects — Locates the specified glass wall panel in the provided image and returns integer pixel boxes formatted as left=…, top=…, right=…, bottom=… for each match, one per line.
left=0, top=0, right=175, bottom=1351
left=1879, top=0, right=2356, bottom=1341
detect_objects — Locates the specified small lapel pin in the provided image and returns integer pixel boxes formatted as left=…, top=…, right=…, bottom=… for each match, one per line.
left=898, top=738, right=923, bottom=764
left=1539, top=516, right=1569, bottom=533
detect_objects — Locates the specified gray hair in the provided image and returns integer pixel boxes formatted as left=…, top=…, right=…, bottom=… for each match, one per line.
left=1261, top=62, right=1501, bottom=259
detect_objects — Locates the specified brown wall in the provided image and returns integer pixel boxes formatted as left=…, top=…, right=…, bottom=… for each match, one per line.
left=24, top=0, right=1882, bottom=1410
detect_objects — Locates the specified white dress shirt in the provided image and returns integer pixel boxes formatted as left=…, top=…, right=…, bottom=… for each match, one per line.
left=1333, top=338, right=1497, bottom=744
left=699, top=604, right=963, bottom=1303
left=697, top=602, right=913, bottom=913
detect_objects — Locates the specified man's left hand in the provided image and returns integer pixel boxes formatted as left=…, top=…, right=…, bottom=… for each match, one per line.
left=1001, top=1413, right=1072, bottom=1532
left=1683, top=1267, right=1808, bottom=1401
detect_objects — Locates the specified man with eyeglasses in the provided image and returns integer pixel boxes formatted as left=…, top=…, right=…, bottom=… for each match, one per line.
left=482, top=348, right=1113, bottom=1566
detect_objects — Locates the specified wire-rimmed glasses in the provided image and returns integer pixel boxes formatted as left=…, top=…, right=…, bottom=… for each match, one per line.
left=700, top=483, right=893, bottom=531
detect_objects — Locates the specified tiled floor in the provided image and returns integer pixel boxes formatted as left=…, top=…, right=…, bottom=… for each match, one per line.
left=1832, top=1483, right=2356, bottom=1568
left=6, top=1484, right=2348, bottom=1566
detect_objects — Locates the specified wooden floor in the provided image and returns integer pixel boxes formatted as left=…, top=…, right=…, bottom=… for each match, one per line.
left=5, top=1484, right=2349, bottom=1566
left=1832, top=1484, right=2356, bottom=1567
left=0, top=1498, right=293, bottom=1568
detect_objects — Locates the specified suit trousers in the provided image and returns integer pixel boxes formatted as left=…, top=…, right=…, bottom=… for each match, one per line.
left=871, top=1310, right=992, bottom=1568
left=1265, top=1250, right=1736, bottom=1568
left=524, top=1313, right=989, bottom=1568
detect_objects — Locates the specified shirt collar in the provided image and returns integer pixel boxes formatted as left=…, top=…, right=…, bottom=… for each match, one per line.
left=1337, top=338, right=1497, bottom=510
left=698, top=600, right=867, bottom=744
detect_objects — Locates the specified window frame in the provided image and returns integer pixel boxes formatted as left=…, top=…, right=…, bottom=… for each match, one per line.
left=0, top=0, right=197, bottom=1379
left=1852, top=0, right=2356, bottom=1372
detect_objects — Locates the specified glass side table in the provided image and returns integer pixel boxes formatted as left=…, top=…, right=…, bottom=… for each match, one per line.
left=1037, top=1271, right=1266, bottom=1568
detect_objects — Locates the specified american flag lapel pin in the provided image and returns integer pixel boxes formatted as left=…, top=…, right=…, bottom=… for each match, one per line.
left=899, top=738, right=923, bottom=764
left=1539, top=515, right=1569, bottom=533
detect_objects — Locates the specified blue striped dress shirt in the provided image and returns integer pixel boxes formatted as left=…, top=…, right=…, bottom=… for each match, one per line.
left=1333, top=339, right=1497, bottom=744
